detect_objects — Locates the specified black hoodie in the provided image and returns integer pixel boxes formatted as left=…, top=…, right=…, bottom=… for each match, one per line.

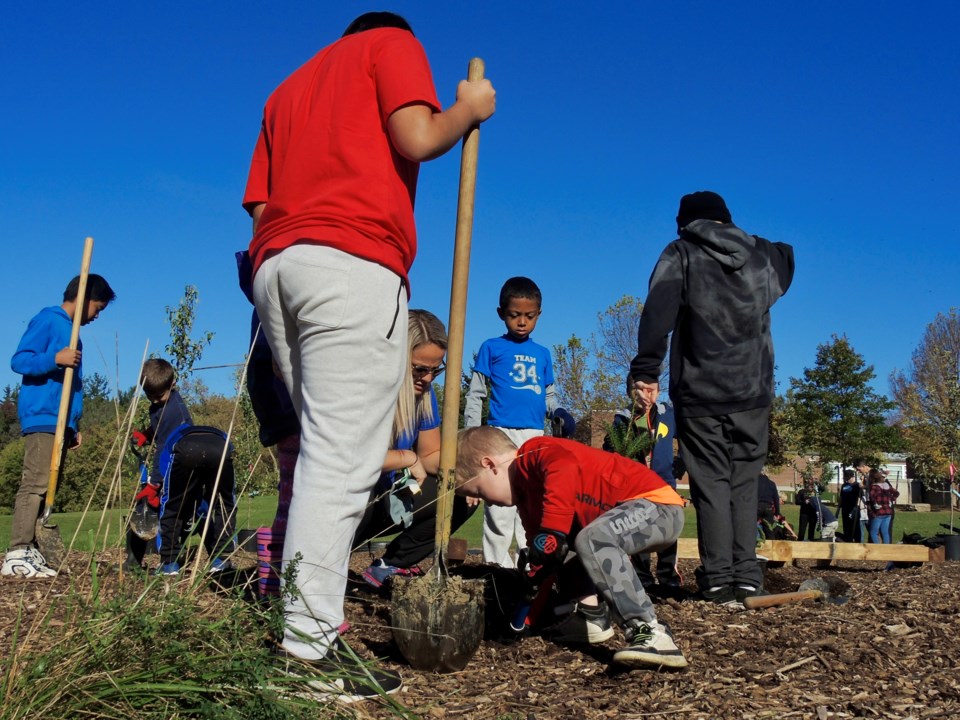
left=630, top=219, right=794, bottom=418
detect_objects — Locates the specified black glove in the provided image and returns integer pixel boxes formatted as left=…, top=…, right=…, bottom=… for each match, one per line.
left=526, top=528, right=568, bottom=585
left=551, top=408, right=576, bottom=438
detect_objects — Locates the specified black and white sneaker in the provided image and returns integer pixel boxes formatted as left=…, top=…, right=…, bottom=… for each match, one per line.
left=276, top=639, right=402, bottom=704
left=543, top=601, right=615, bottom=644
left=698, top=584, right=740, bottom=607
left=613, top=619, right=688, bottom=669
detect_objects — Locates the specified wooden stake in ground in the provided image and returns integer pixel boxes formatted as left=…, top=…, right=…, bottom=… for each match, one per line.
left=36, top=236, right=94, bottom=571
left=392, top=58, right=486, bottom=673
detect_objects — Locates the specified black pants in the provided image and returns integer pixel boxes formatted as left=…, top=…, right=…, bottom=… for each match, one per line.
left=157, top=431, right=236, bottom=565
left=797, top=508, right=819, bottom=541
left=841, top=506, right=862, bottom=542
left=678, top=405, right=769, bottom=591
left=353, top=474, right=478, bottom=568
left=634, top=542, right=681, bottom=588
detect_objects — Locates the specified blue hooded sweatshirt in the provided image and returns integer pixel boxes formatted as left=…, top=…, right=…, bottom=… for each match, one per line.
left=11, top=306, right=83, bottom=434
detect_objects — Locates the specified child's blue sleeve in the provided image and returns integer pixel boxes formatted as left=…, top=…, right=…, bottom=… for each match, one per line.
left=10, top=314, right=60, bottom=378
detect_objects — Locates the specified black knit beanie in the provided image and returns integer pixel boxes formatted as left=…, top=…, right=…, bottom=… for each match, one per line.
left=676, top=191, right=732, bottom=232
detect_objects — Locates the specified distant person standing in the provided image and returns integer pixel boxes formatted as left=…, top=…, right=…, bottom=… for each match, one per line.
left=838, top=469, right=863, bottom=542
left=464, top=277, right=562, bottom=568
left=2, top=274, right=115, bottom=579
left=854, top=460, right=872, bottom=542
left=241, top=10, right=495, bottom=700
left=867, top=468, right=899, bottom=544
left=630, top=191, right=794, bottom=606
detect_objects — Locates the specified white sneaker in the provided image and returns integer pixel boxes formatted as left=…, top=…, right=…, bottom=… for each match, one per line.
left=543, top=602, right=615, bottom=644
left=2, top=546, right=57, bottom=578
left=613, top=619, right=688, bottom=669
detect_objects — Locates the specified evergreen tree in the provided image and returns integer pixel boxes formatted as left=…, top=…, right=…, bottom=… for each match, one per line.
left=785, top=334, right=900, bottom=473
left=0, top=385, right=20, bottom=449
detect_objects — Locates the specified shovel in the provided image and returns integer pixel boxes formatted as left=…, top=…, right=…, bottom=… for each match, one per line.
left=391, top=58, right=487, bottom=672
left=743, top=577, right=849, bottom=609
left=35, top=236, right=95, bottom=572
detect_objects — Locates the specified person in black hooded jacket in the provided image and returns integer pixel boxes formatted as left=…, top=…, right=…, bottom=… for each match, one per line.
left=629, top=191, right=794, bottom=606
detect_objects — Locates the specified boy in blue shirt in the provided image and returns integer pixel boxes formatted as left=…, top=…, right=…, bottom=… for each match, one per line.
left=3, top=273, right=115, bottom=578
left=464, top=276, right=558, bottom=567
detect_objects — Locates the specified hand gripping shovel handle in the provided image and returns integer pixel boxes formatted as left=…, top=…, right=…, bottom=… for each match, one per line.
left=434, top=58, right=484, bottom=570
left=41, top=237, right=94, bottom=524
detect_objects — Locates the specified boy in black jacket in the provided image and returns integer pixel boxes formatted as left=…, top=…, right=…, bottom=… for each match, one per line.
left=630, top=191, right=794, bottom=606
left=129, top=359, right=236, bottom=576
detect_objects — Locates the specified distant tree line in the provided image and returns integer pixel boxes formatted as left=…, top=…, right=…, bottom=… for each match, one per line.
left=2, top=291, right=956, bottom=516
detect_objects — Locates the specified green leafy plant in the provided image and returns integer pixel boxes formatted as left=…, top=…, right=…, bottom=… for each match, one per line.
left=603, top=412, right=653, bottom=463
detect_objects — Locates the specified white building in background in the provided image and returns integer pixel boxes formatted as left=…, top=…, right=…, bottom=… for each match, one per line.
left=825, top=454, right=912, bottom=502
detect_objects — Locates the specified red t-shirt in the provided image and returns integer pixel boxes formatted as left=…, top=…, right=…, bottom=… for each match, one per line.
left=243, top=28, right=441, bottom=285
left=512, top=437, right=685, bottom=541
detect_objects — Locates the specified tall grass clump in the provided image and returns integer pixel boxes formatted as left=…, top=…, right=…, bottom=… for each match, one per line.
left=0, top=560, right=410, bottom=719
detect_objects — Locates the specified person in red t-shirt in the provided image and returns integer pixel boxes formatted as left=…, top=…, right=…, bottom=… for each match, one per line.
left=457, top=426, right=689, bottom=670
left=241, top=11, right=494, bottom=700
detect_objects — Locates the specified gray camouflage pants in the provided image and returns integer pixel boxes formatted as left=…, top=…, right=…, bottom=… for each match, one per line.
left=575, top=499, right=684, bottom=624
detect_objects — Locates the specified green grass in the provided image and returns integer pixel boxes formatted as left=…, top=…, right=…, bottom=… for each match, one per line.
left=2, top=496, right=956, bottom=553
left=0, top=497, right=281, bottom=552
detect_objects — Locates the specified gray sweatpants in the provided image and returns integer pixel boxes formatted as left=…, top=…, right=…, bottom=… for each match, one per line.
left=575, top=499, right=684, bottom=624
left=254, top=244, right=407, bottom=660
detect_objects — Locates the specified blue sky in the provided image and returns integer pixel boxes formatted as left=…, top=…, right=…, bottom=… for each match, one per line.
left=2, top=1, right=957, bottom=402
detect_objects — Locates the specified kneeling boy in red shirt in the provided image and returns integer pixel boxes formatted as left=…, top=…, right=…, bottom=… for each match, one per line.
left=457, top=426, right=688, bottom=669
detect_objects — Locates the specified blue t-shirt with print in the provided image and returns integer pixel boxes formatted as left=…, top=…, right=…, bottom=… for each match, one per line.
left=376, top=387, right=440, bottom=493
left=474, top=334, right=554, bottom=429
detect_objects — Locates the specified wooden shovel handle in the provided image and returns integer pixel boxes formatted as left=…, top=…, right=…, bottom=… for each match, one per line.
left=743, top=589, right=823, bottom=609
left=42, top=237, right=94, bottom=522
left=435, top=58, right=485, bottom=563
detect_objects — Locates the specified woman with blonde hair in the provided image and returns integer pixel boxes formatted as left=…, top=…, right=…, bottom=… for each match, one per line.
left=355, top=309, right=478, bottom=587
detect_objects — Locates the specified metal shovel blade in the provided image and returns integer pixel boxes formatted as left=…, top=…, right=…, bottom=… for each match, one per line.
left=34, top=519, right=67, bottom=573
left=798, top=577, right=848, bottom=605
left=391, top=573, right=486, bottom=672
left=130, top=501, right=160, bottom=540
left=743, top=576, right=849, bottom=609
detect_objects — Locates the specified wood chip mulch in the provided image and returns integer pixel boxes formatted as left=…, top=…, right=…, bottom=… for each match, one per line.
left=3, top=549, right=958, bottom=719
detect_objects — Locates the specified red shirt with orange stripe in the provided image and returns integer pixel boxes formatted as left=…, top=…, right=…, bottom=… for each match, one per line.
left=511, top=436, right=684, bottom=542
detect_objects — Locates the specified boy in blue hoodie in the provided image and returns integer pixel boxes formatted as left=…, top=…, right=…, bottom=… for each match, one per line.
left=2, top=274, right=115, bottom=578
